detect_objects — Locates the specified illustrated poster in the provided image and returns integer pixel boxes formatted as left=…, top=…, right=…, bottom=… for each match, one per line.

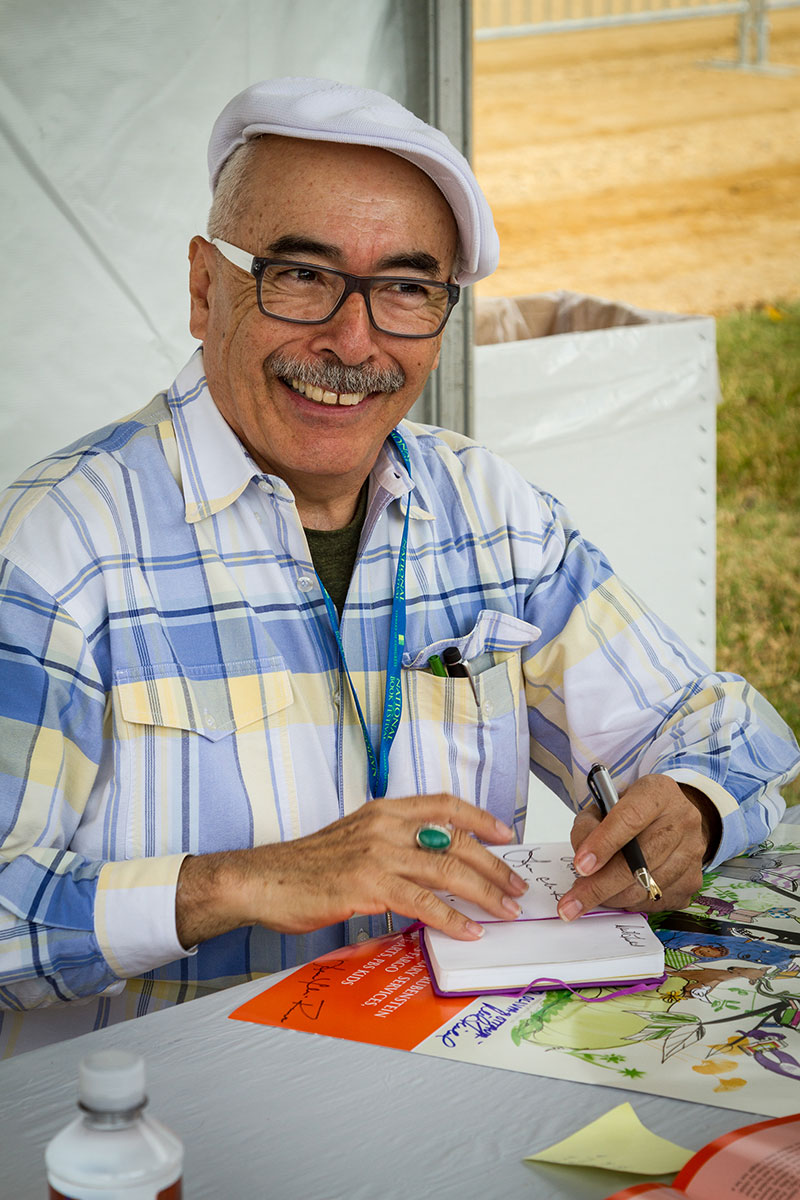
left=231, top=825, right=800, bottom=1116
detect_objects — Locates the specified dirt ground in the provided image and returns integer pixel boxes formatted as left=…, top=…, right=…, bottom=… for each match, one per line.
left=473, top=13, right=800, bottom=315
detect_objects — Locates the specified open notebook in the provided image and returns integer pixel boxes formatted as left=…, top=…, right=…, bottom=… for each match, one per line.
left=421, top=842, right=665, bottom=996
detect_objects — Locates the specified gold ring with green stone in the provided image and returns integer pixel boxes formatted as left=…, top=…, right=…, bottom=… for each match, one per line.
left=415, top=823, right=453, bottom=852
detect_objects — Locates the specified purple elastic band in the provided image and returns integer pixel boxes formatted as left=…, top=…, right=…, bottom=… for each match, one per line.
left=518, top=975, right=668, bottom=1002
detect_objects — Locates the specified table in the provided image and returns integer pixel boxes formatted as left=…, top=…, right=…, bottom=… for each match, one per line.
left=4, top=808, right=798, bottom=1199
left=0, top=963, right=774, bottom=1199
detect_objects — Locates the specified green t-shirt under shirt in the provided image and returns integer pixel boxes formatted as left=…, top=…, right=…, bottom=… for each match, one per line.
left=303, top=483, right=369, bottom=618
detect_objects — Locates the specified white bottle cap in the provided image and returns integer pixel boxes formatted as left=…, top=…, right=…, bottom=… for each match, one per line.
left=78, top=1050, right=146, bottom=1112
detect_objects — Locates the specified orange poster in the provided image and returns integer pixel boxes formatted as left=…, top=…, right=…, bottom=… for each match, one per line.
left=230, top=930, right=473, bottom=1051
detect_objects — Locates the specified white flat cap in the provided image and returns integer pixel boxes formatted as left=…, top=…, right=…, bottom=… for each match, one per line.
left=207, top=76, right=499, bottom=287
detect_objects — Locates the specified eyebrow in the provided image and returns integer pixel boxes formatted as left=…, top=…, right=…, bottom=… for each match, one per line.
left=265, top=234, right=341, bottom=261
left=264, top=234, right=443, bottom=278
left=376, top=251, right=442, bottom=277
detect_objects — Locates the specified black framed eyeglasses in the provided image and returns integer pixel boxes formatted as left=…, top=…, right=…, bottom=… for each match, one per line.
left=211, top=238, right=460, bottom=339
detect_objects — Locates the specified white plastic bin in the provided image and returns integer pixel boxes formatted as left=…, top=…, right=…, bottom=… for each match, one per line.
left=474, top=291, right=719, bottom=665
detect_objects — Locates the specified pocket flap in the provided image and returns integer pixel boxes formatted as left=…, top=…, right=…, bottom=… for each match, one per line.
left=114, top=658, right=292, bottom=740
left=405, top=609, right=542, bottom=669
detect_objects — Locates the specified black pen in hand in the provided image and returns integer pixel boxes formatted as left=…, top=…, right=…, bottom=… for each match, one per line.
left=587, top=763, right=662, bottom=902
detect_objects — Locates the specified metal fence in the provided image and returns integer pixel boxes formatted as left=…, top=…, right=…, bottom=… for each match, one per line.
left=474, top=0, right=800, bottom=70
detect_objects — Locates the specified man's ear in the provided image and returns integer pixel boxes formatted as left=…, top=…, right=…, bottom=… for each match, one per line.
left=188, top=236, right=212, bottom=341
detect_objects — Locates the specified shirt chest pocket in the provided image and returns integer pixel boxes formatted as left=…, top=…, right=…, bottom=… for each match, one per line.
left=395, top=610, right=542, bottom=834
left=113, top=658, right=295, bottom=858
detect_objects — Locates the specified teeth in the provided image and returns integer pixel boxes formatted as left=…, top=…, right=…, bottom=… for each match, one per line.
left=289, top=377, right=366, bottom=407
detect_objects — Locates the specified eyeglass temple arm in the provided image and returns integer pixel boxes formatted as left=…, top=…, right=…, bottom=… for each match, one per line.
left=210, top=238, right=257, bottom=275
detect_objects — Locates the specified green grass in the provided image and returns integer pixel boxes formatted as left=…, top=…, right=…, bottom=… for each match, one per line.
left=715, top=301, right=800, bottom=805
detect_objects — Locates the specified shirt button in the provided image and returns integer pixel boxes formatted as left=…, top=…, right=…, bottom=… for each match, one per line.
left=481, top=700, right=493, bottom=718
left=203, top=711, right=217, bottom=730
left=258, top=481, right=270, bottom=492
left=297, top=576, right=313, bottom=592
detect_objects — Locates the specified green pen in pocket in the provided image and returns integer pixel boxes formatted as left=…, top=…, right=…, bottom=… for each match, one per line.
left=427, top=654, right=447, bottom=677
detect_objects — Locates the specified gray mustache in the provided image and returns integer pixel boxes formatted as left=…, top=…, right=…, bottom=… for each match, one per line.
left=269, top=352, right=405, bottom=396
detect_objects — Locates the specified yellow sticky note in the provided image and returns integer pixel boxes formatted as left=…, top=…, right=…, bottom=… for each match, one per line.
left=525, top=1102, right=692, bottom=1175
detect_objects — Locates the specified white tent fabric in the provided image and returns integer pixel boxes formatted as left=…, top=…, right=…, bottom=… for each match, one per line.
left=0, top=0, right=406, bottom=487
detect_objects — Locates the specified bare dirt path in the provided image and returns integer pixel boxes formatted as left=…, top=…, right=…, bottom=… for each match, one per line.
left=474, top=14, right=800, bottom=314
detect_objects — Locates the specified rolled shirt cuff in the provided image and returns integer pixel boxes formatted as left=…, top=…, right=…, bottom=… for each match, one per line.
left=662, top=767, right=780, bottom=871
left=95, top=854, right=196, bottom=977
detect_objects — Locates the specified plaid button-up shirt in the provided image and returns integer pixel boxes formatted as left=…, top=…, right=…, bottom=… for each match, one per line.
left=0, top=348, right=796, bottom=1055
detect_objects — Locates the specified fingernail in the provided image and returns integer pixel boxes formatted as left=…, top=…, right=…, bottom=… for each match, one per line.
left=466, top=921, right=485, bottom=938
left=575, top=852, right=596, bottom=875
left=495, top=819, right=513, bottom=839
left=502, top=897, right=521, bottom=917
left=509, top=873, right=528, bottom=894
left=559, top=899, right=583, bottom=922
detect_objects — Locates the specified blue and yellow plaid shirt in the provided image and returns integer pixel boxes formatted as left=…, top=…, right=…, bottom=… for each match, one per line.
left=0, top=348, right=797, bottom=1055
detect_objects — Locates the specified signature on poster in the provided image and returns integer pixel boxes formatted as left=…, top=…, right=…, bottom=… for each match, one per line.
left=279, top=959, right=347, bottom=1024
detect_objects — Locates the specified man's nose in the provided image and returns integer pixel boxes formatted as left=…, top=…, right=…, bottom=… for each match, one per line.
left=308, top=291, right=381, bottom=365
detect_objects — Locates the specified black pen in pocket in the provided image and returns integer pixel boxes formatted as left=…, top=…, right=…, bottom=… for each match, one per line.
left=442, top=647, right=480, bottom=708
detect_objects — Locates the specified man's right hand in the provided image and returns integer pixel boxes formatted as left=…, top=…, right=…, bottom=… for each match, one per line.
left=175, top=794, right=527, bottom=949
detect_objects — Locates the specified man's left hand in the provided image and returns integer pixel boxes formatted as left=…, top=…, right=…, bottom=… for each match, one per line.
left=557, top=774, right=721, bottom=921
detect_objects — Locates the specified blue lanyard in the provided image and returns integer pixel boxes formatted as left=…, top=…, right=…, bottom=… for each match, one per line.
left=315, top=429, right=411, bottom=800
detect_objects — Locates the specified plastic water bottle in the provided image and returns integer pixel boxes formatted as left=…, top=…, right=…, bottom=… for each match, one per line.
left=45, top=1049, right=184, bottom=1199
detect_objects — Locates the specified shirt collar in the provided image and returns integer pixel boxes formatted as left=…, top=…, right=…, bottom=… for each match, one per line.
left=373, top=429, right=435, bottom=521
left=167, top=348, right=260, bottom=524
left=167, top=348, right=434, bottom=524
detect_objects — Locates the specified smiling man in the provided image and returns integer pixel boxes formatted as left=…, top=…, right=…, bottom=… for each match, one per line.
left=190, top=135, right=457, bottom=531
left=0, top=77, right=797, bottom=1056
